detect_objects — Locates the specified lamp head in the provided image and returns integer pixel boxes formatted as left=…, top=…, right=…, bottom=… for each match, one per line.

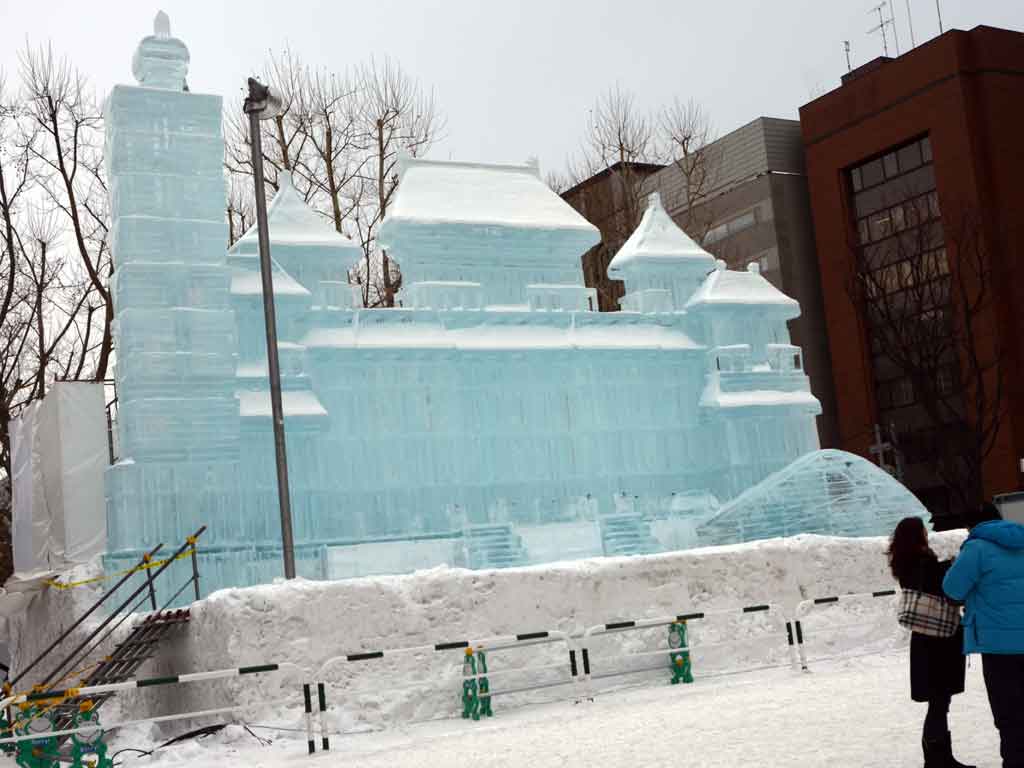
left=243, top=77, right=283, bottom=121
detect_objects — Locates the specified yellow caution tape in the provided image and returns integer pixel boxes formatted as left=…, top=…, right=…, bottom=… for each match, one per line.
left=44, top=548, right=197, bottom=590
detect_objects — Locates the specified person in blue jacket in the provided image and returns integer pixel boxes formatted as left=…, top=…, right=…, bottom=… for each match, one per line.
left=943, top=502, right=1024, bottom=768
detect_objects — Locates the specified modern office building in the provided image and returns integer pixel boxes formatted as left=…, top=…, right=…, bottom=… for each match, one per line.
left=800, top=25, right=1024, bottom=524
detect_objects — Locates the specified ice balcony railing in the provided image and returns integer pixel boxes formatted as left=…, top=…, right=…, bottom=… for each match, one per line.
left=341, top=281, right=599, bottom=312
left=619, top=288, right=675, bottom=314
left=711, top=343, right=808, bottom=391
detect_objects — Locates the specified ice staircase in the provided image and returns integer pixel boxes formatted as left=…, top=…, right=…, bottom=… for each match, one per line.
left=463, top=524, right=528, bottom=569
left=599, top=513, right=660, bottom=557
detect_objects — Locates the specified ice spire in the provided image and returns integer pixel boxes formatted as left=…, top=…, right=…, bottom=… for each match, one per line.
left=131, top=11, right=190, bottom=90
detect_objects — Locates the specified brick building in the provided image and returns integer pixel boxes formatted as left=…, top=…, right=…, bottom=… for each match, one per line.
left=800, top=25, right=1024, bottom=524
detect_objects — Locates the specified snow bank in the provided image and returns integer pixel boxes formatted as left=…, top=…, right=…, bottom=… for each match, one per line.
left=111, top=531, right=965, bottom=736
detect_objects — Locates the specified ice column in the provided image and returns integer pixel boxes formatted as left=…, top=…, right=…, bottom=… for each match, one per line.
left=105, top=14, right=238, bottom=569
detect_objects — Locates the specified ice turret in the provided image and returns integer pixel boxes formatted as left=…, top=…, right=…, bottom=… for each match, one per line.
left=685, top=260, right=800, bottom=361
left=378, top=157, right=600, bottom=308
left=228, top=172, right=360, bottom=306
left=131, top=11, right=189, bottom=90
left=608, top=192, right=716, bottom=312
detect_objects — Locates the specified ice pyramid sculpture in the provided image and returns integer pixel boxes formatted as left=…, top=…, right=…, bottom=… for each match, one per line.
left=698, top=449, right=929, bottom=546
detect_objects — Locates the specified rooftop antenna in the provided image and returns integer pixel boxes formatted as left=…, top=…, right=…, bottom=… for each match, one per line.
left=888, top=0, right=901, bottom=54
left=868, top=2, right=891, bottom=57
left=906, top=0, right=917, bottom=47
left=843, top=40, right=853, bottom=72
left=935, top=0, right=944, bottom=34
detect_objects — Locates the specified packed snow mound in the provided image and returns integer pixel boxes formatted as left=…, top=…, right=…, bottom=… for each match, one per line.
left=92, top=531, right=966, bottom=736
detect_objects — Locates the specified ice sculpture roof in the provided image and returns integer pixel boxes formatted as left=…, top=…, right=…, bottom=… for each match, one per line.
left=686, top=261, right=800, bottom=315
left=608, top=192, right=716, bottom=275
left=229, top=173, right=360, bottom=252
left=382, top=157, right=599, bottom=233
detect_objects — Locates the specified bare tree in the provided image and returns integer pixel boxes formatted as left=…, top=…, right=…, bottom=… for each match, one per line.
left=658, top=97, right=718, bottom=242
left=226, top=172, right=254, bottom=247
left=353, top=56, right=442, bottom=307
left=848, top=199, right=1005, bottom=517
left=292, top=66, right=365, bottom=235
left=224, top=48, right=314, bottom=199
left=18, top=45, right=112, bottom=380
left=561, top=86, right=662, bottom=310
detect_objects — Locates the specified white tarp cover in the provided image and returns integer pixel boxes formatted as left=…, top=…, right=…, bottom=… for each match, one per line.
left=9, top=383, right=107, bottom=572
left=10, top=402, right=47, bottom=574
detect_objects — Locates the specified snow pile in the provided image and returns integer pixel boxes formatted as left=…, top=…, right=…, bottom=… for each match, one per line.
left=108, top=531, right=967, bottom=737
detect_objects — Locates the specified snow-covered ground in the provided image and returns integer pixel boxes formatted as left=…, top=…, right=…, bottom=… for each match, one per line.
left=93, top=649, right=999, bottom=767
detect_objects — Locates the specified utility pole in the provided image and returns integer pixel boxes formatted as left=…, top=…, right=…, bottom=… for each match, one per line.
left=844, top=40, right=853, bottom=72
left=243, top=77, right=297, bottom=580
left=868, top=3, right=890, bottom=57
left=906, top=0, right=917, bottom=47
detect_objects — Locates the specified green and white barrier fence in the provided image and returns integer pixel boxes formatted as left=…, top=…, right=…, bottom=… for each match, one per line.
left=1, top=588, right=909, bottom=758
left=576, top=603, right=795, bottom=700
left=792, top=589, right=900, bottom=670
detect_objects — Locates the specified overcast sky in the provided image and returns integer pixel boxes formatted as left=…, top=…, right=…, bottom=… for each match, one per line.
left=2, top=0, right=1022, bottom=176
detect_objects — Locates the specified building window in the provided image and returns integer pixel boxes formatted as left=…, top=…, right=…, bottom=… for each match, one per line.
left=704, top=208, right=758, bottom=245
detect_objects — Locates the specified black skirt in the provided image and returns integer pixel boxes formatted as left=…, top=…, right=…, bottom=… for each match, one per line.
left=910, top=626, right=966, bottom=702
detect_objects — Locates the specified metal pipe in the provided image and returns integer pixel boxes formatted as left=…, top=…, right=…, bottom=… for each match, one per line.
left=243, top=77, right=296, bottom=580
left=9, top=543, right=164, bottom=687
left=40, top=527, right=204, bottom=688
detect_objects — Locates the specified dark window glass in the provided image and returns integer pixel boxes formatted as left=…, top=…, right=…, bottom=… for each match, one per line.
left=884, top=152, right=899, bottom=179
left=921, top=136, right=932, bottom=162
left=851, top=167, right=863, bottom=192
left=861, top=158, right=884, bottom=188
left=898, top=142, right=921, bottom=172
left=858, top=218, right=870, bottom=245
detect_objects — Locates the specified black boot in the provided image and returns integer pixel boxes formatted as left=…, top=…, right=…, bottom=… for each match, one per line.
left=922, top=733, right=975, bottom=768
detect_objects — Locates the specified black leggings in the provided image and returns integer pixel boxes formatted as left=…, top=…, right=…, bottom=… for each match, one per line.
left=923, top=696, right=950, bottom=740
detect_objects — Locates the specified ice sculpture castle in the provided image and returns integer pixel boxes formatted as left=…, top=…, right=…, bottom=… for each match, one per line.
left=104, top=16, right=924, bottom=595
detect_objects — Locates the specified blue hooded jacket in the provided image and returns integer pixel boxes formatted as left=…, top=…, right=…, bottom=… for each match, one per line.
left=943, top=520, right=1024, bottom=654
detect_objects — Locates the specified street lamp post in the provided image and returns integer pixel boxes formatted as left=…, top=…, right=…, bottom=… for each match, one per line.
left=243, top=77, right=296, bottom=579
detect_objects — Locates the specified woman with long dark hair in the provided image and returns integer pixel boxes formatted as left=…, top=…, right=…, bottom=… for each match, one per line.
left=889, top=516, right=973, bottom=768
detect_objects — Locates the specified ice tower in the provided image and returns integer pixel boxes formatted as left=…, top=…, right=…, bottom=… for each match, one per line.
left=105, top=14, right=239, bottom=574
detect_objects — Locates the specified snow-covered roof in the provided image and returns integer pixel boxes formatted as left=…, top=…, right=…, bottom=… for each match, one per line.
left=229, top=172, right=360, bottom=253
left=685, top=261, right=799, bottom=315
left=608, top=193, right=715, bottom=275
left=700, top=387, right=821, bottom=411
left=237, top=389, right=328, bottom=419
left=381, top=157, right=599, bottom=234
left=230, top=265, right=310, bottom=298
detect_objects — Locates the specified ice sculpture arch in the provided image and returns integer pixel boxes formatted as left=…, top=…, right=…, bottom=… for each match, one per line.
left=697, top=449, right=930, bottom=546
